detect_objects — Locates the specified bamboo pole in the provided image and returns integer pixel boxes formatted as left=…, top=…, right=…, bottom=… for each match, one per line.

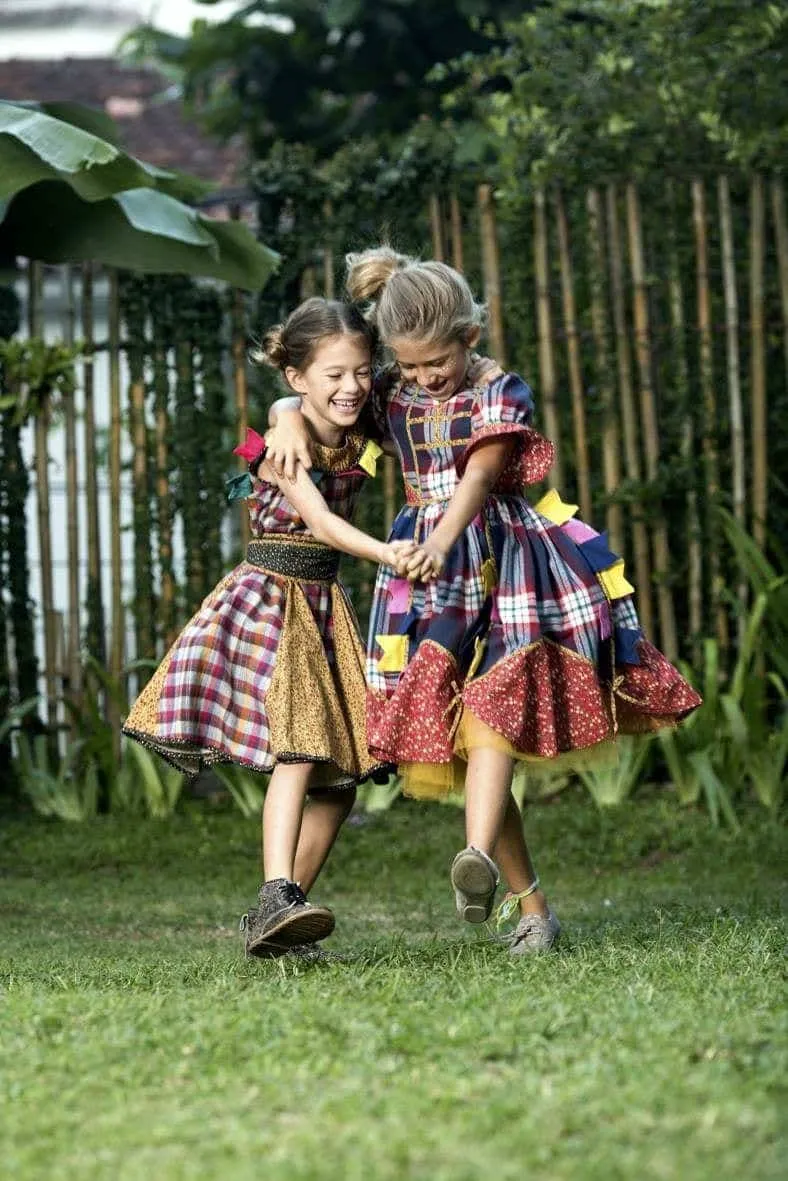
left=81, top=262, right=106, bottom=666
left=625, top=182, right=678, bottom=661
left=449, top=192, right=464, bottom=273
left=585, top=187, right=623, bottom=552
left=665, top=183, right=703, bottom=656
left=429, top=193, right=445, bottom=262
left=771, top=177, right=788, bottom=388
left=28, top=262, right=59, bottom=731
left=323, top=200, right=335, bottom=299
left=718, top=176, right=747, bottom=645
left=691, top=177, right=728, bottom=652
left=555, top=190, right=592, bottom=521
left=606, top=185, right=653, bottom=636
left=61, top=266, right=82, bottom=710
left=107, top=271, right=124, bottom=754
left=232, top=289, right=250, bottom=547
left=478, top=183, right=507, bottom=369
left=750, top=174, right=767, bottom=550
left=533, top=187, right=563, bottom=487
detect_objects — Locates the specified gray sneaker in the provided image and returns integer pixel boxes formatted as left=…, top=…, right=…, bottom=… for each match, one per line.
left=240, top=879, right=335, bottom=959
left=450, top=846, right=500, bottom=924
left=509, top=908, right=561, bottom=956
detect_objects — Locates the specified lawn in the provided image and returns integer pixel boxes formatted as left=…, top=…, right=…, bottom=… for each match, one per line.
left=1, top=791, right=785, bottom=1181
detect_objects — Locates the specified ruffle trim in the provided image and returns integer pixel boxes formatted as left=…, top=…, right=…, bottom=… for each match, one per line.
left=366, top=635, right=701, bottom=794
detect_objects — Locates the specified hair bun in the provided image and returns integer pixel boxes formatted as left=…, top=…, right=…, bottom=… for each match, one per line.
left=251, top=324, right=287, bottom=368
left=345, top=247, right=409, bottom=304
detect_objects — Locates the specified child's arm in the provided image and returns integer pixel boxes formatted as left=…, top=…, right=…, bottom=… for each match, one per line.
left=258, top=459, right=415, bottom=571
left=404, top=438, right=516, bottom=582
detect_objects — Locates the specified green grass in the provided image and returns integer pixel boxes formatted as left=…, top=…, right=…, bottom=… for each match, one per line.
left=1, top=792, right=785, bottom=1181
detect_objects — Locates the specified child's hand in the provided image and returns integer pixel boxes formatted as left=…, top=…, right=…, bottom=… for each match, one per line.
left=404, top=541, right=446, bottom=583
left=467, top=353, right=504, bottom=387
left=265, top=416, right=313, bottom=482
left=385, top=539, right=419, bottom=575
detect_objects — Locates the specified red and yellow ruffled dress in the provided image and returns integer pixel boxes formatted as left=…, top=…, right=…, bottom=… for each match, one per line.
left=365, top=373, right=701, bottom=797
left=124, top=433, right=386, bottom=789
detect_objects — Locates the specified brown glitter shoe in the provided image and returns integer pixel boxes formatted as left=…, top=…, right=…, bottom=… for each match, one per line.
left=240, top=879, right=335, bottom=958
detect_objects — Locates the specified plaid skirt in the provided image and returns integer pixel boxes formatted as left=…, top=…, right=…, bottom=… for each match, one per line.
left=124, top=563, right=381, bottom=788
left=366, top=492, right=701, bottom=797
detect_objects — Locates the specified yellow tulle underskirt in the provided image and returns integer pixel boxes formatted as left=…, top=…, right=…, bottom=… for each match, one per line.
left=400, top=708, right=620, bottom=800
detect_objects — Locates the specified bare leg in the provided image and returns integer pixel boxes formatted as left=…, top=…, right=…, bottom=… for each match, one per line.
left=494, top=794, right=549, bottom=918
left=464, top=746, right=515, bottom=854
left=293, top=787, right=356, bottom=894
left=262, top=762, right=313, bottom=882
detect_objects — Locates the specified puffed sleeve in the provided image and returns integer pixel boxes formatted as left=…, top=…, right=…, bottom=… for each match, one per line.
left=456, top=373, right=555, bottom=485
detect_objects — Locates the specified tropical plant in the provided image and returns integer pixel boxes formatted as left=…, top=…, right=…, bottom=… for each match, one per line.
left=575, top=737, right=655, bottom=809
left=114, top=740, right=185, bottom=819
left=659, top=584, right=786, bottom=828
left=14, top=732, right=100, bottom=821
left=211, top=763, right=267, bottom=818
left=0, top=101, right=277, bottom=288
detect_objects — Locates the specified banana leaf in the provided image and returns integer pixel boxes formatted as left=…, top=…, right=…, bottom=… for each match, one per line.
left=0, top=101, right=278, bottom=290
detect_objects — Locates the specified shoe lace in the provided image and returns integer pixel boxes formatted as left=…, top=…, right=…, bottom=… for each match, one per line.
left=279, top=880, right=309, bottom=907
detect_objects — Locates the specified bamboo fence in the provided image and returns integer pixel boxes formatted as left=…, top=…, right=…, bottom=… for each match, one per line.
left=2, top=172, right=785, bottom=742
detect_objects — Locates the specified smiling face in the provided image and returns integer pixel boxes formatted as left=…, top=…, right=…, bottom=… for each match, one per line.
left=285, top=332, right=372, bottom=445
left=389, top=328, right=481, bottom=401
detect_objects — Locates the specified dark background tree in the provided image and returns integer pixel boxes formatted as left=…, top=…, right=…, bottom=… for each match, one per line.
left=124, top=0, right=538, bottom=158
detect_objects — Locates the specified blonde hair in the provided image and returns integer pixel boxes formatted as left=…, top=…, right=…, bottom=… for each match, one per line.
left=251, top=296, right=374, bottom=373
left=346, top=247, right=485, bottom=345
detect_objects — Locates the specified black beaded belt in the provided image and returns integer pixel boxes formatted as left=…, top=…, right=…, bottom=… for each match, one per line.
left=246, top=537, right=340, bottom=581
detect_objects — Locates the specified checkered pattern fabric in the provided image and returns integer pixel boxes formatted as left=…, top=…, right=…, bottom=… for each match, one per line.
left=367, top=374, right=644, bottom=694
left=131, top=463, right=366, bottom=773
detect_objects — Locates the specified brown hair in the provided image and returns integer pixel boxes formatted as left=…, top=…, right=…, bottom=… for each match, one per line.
left=251, top=297, right=374, bottom=373
left=345, top=247, right=485, bottom=345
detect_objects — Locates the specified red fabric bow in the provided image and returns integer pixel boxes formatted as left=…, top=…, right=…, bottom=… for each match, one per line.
left=233, top=427, right=266, bottom=461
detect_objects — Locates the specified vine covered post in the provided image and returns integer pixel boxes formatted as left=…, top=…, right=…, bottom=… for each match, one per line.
left=718, top=176, right=747, bottom=643
left=555, top=190, right=592, bottom=521
left=585, top=187, right=622, bottom=552
left=749, top=174, right=767, bottom=550
left=478, top=184, right=506, bottom=369
left=232, top=287, right=250, bottom=548
left=665, top=182, right=703, bottom=656
left=81, top=262, right=106, bottom=666
left=533, top=187, right=562, bottom=487
left=606, top=185, right=653, bottom=637
left=107, top=271, right=124, bottom=752
left=29, top=262, right=59, bottom=732
left=149, top=279, right=176, bottom=647
left=61, top=265, right=82, bottom=711
left=625, top=182, right=678, bottom=661
left=121, top=275, right=155, bottom=669
left=771, top=177, right=788, bottom=387
left=691, top=178, right=727, bottom=653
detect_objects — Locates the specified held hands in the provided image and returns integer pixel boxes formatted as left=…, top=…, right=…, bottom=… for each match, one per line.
left=383, top=540, right=420, bottom=577
left=383, top=540, right=443, bottom=581
left=402, top=539, right=447, bottom=583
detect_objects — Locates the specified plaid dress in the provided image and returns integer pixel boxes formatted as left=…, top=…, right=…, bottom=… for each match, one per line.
left=366, top=374, right=701, bottom=797
left=124, top=433, right=385, bottom=789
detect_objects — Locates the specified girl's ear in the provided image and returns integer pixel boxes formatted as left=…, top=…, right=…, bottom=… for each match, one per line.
left=285, top=366, right=308, bottom=395
left=464, top=326, right=482, bottom=349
